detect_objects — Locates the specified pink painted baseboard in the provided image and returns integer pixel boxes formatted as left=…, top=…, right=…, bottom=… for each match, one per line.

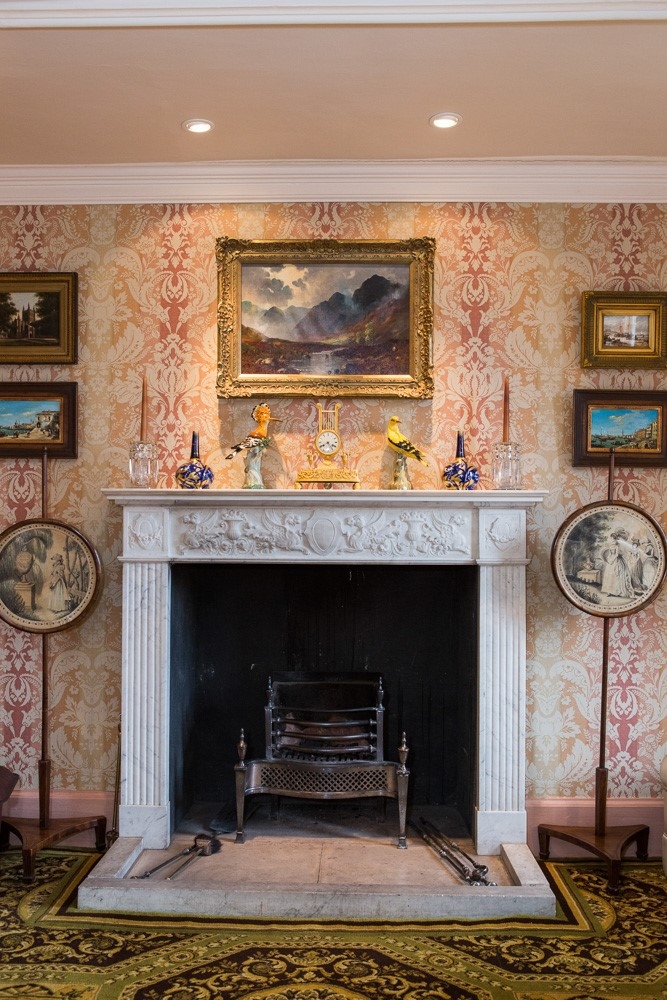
left=526, top=797, right=662, bottom=858
left=3, top=790, right=114, bottom=848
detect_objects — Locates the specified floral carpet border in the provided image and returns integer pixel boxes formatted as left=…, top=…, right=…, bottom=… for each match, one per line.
left=0, top=849, right=664, bottom=1000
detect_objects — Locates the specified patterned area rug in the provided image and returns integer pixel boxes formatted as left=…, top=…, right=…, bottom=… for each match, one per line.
left=0, top=849, right=665, bottom=999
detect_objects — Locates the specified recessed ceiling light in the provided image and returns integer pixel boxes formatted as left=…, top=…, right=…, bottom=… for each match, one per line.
left=430, top=112, right=462, bottom=129
left=182, top=118, right=215, bottom=134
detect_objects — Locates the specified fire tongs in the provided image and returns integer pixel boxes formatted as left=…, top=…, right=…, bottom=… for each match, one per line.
left=410, top=816, right=497, bottom=886
left=130, top=833, right=221, bottom=880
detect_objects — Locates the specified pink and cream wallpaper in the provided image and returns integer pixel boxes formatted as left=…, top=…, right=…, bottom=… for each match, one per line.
left=0, top=200, right=665, bottom=816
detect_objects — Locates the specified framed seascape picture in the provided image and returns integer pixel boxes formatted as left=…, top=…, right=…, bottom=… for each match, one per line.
left=581, top=290, right=667, bottom=369
left=0, top=272, right=77, bottom=364
left=572, top=389, right=667, bottom=467
left=0, top=382, right=77, bottom=458
left=551, top=501, right=667, bottom=617
left=0, top=518, right=101, bottom=633
left=215, top=237, right=435, bottom=398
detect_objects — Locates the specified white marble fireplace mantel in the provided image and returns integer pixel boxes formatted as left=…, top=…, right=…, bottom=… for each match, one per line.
left=104, top=488, right=546, bottom=856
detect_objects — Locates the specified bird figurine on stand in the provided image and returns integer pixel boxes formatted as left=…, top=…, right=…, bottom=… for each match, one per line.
left=387, top=415, right=428, bottom=490
left=225, top=403, right=281, bottom=489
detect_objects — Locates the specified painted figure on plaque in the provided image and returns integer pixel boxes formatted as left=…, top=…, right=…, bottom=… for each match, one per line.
left=600, top=532, right=633, bottom=599
left=48, top=554, right=71, bottom=613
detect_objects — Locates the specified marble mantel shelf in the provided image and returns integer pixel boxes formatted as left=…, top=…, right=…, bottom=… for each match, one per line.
left=103, top=488, right=547, bottom=566
left=104, top=487, right=546, bottom=507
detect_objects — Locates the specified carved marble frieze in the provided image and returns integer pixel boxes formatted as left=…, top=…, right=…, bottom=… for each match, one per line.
left=175, top=506, right=473, bottom=561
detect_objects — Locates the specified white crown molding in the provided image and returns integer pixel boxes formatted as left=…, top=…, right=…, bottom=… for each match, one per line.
left=1, top=159, right=667, bottom=205
left=2, top=0, right=666, bottom=27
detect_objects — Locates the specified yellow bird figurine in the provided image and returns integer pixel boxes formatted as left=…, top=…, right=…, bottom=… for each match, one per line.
left=387, top=415, right=429, bottom=466
left=225, top=403, right=281, bottom=460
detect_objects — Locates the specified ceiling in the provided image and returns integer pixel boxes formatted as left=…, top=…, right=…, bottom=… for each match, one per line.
left=2, top=2, right=667, bottom=202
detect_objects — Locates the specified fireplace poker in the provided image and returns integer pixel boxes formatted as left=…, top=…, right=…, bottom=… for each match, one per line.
left=130, top=833, right=215, bottom=880
left=409, top=821, right=475, bottom=884
left=166, top=834, right=221, bottom=879
left=418, top=816, right=491, bottom=880
left=409, top=821, right=496, bottom=886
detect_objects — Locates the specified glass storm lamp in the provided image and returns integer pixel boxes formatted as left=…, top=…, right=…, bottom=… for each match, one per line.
left=492, top=441, right=521, bottom=489
left=128, top=440, right=159, bottom=488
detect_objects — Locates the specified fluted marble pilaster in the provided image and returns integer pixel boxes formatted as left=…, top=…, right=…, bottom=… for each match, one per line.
left=120, top=559, right=171, bottom=847
left=476, top=563, right=527, bottom=853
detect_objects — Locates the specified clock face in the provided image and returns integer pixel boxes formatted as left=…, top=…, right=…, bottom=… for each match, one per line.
left=315, top=430, right=341, bottom=455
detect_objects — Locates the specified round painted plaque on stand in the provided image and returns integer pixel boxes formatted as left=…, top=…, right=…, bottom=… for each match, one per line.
left=551, top=500, right=667, bottom=617
left=541, top=456, right=667, bottom=890
left=0, top=518, right=101, bottom=634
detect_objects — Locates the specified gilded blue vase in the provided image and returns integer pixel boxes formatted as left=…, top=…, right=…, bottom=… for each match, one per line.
left=442, top=431, right=479, bottom=490
left=176, top=432, right=214, bottom=489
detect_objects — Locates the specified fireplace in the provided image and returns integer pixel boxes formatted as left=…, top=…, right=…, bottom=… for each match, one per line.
left=105, top=487, right=545, bottom=856
left=171, top=561, right=478, bottom=836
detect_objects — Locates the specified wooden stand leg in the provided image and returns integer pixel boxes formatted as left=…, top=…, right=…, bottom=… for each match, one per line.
left=1, top=814, right=108, bottom=883
left=538, top=822, right=649, bottom=893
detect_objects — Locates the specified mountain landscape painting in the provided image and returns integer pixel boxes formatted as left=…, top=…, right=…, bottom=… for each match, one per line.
left=240, top=263, right=411, bottom=376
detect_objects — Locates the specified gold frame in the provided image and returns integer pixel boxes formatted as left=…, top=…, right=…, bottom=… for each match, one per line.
left=581, top=290, right=667, bottom=368
left=216, top=237, right=434, bottom=397
left=0, top=272, right=77, bottom=364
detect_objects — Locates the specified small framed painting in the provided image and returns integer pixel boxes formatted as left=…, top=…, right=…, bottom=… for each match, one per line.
left=216, top=237, right=434, bottom=398
left=581, top=290, right=667, bottom=368
left=573, top=389, right=667, bottom=467
left=0, top=272, right=77, bottom=364
left=0, top=382, right=77, bottom=458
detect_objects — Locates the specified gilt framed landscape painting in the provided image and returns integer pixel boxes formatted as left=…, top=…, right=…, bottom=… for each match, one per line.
left=0, top=272, right=77, bottom=364
left=581, top=290, right=667, bottom=369
left=572, top=389, right=667, bottom=467
left=215, top=237, right=434, bottom=397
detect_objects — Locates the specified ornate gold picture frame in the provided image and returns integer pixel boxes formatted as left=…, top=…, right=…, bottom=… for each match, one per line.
left=581, top=290, right=667, bottom=368
left=216, top=237, right=434, bottom=398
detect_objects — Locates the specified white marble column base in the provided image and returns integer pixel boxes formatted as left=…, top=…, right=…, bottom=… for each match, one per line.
left=475, top=809, right=527, bottom=856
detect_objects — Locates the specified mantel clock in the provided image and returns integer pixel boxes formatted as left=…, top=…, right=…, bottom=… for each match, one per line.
left=295, top=403, right=360, bottom=489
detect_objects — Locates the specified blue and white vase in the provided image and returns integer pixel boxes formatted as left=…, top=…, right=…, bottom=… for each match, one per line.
left=176, top=432, right=214, bottom=489
left=442, top=431, right=479, bottom=490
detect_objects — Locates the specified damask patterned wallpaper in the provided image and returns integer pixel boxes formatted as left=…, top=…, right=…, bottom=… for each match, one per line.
left=0, top=201, right=665, bottom=803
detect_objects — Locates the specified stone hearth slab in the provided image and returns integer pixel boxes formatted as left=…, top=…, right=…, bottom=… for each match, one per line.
left=79, top=827, right=555, bottom=920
